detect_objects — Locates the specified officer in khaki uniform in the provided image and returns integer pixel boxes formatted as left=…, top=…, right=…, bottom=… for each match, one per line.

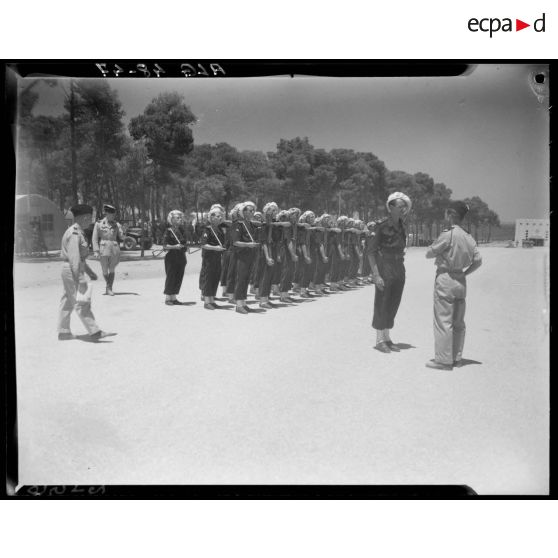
left=425, top=201, right=482, bottom=370
left=58, top=204, right=116, bottom=341
left=92, top=204, right=123, bottom=296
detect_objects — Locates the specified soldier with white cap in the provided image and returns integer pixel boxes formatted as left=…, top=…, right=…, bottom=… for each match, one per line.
left=425, top=200, right=482, bottom=370
left=366, top=191, right=411, bottom=353
left=92, top=203, right=123, bottom=296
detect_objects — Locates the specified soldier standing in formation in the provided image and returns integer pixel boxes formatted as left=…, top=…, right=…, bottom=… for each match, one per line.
left=257, top=202, right=281, bottom=309
left=162, top=210, right=188, bottom=305
left=199, top=206, right=227, bottom=310
left=366, top=192, right=412, bottom=353
left=231, top=201, right=260, bottom=314
left=58, top=204, right=115, bottom=341
left=92, top=203, right=123, bottom=296
left=425, top=201, right=482, bottom=370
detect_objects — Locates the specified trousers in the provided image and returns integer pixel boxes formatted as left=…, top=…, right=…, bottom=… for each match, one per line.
left=220, top=250, right=231, bottom=286
left=58, top=264, right=100, bottom=335
left=433, top=271, right=467, bottom=365
left=280, top=254, right=295, bottom=292
left=234, top=249, right=255, bottom=300
left=372, top=257, right=405, bottom=330
left=164, top=250, right=186, bottom=295
left=226, top=251, right=238, bottom=294
left=259, top=245, right=278, bottom=297
left=200, top=252, right=222, bottom=297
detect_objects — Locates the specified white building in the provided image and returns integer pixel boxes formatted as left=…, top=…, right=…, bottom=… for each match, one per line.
left=15, top=194, right=68, bottom=251
left=515, top=218, right=550, bottom=247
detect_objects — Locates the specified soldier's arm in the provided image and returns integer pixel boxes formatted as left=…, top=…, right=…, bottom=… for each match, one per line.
left=426, top=232, right=450, bottom=259
left=84, top=261, right=98, bottom=280
left=288, top=239, right=297, bottom=259
left=68, top=233, right=85, bottom=282
left=319, top=240, right=327, bottom=261
left=465, top=246, right=482, bottom=276
left=366, top=231, right=381, bottom=278
left=92, top=222, right=100, bottom=253
left=263, top=243, right=272, bottom=262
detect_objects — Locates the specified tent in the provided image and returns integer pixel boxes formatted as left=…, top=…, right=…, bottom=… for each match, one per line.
left=15, top=194, right=68, bottom=251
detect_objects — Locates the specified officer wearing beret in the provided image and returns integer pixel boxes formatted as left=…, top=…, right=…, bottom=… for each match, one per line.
left=58, top=204, right=116, bottom=341
left=425, top=201, right=482, bottom=370
left=92, top=203, right=123, bottom=296
left=366, top=192, right=412, bottom=353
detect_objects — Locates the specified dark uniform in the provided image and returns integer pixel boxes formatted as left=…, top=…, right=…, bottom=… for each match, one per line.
left=340, top=229, right=351, bottom=281
left=232, top=219, right=257, bottom=301
left=163, top=226, right=187, bottom=296
left=199, top=224, right=225, bottom=297
left=279, top=223, right=296, bottom=294
left=259, top=221, right=282, bottom=299
left=312, top=227, right=328, bottom=287
left=219, top=221, right=234, bottom=291
left=327, top=229, right=343, bottom=284
left=250, top=221, right=267, bottom=291
left=367, top=217, right=407, bottom=330
left=301, top=226, right=317, bottom=289
left=293, top=224, right=307, bottom=287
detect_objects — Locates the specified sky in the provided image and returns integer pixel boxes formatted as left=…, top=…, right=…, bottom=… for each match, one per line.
left=25, top=64, right=549, bottom=222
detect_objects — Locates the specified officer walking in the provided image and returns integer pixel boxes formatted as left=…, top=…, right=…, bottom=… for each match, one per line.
left=58, top=204, right=116, bottom=341
left=92, top=204, right=123, bottom=296
left=366, top=192, right=412, bottom=353
left=425, top=201, right=482, bottom=370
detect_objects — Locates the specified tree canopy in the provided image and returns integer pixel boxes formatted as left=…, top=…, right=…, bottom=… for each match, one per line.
left=17, top=81, right=501, bottom=243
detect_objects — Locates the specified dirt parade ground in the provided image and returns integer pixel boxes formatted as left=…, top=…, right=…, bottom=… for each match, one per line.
left=13, top=245, right=549, bottom=494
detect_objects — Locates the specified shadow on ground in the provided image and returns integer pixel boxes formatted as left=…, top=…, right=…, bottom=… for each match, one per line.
left=74, top=334, right=115, bottom=344
left=456, top=358, right=483, bottom=368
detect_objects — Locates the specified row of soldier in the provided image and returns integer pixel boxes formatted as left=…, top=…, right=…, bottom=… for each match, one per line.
left=163, top=201, right=378, bottom=314
left=60, top=195, right=482, bottom=372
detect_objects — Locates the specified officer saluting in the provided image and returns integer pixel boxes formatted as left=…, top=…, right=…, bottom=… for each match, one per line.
left=92, top=203, right=123, bottom=296
left=58, top=204, right=116, bottom=341
left=425, top=201, right=482, bottom=370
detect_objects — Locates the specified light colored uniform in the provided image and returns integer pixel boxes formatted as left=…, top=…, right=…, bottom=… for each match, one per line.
left=426, top=225, right=482, bottom=365
left=58, top=224, right=100, bottom=335
left=92, top=218, right=123, bottom=274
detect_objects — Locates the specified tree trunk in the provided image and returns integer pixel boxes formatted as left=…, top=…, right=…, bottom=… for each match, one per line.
left=69, top=79, right=79, bottom=204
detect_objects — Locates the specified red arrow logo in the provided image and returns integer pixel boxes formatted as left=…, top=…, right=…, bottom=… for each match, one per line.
left=516, top=19, right=530, bottom=31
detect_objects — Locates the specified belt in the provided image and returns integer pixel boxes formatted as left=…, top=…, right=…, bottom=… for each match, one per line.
left=437, top=268, right=465, bottom=277
left=100, top=240, right=118, bottom=244
left=380, top=252, right=404, bottom=261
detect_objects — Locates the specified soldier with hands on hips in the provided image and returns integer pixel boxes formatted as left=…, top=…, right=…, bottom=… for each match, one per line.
left=425, top=201, right=482, bottom=370
left=92, top=203, right=123, bottom=296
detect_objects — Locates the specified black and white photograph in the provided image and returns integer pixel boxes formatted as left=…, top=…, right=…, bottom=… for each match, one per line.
left=7, top=62, right=550, bottom=495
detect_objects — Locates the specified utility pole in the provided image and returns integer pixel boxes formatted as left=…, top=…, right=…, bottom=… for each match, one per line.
left=69, top=79, right=79, bottom=204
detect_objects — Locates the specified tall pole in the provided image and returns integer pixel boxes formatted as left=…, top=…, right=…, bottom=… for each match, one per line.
left=69, top=79, right=79, bottom=204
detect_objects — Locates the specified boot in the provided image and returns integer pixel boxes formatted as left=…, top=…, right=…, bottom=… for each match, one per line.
left=107, top=272, right=115, bottom=296
left=104, top=274, right=110, bottom=295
